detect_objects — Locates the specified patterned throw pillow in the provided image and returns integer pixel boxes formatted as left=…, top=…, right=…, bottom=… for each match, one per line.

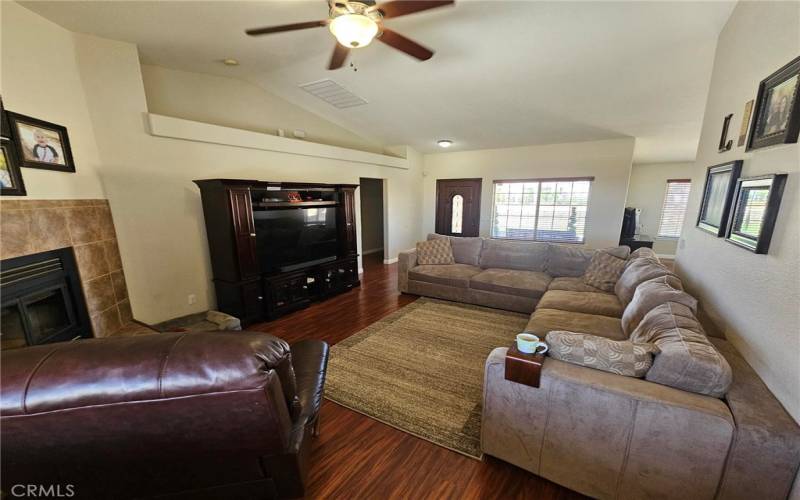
left=416, top=238, right=455, bottom=265
left=545, top=331, right=657, bottom=377
left=583, top=250, right=628, bottom=291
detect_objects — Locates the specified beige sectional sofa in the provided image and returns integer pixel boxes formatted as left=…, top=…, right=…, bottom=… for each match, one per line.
left=398, top=235, right=800, bottom=500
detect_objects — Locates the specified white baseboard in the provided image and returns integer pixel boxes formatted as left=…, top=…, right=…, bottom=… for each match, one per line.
left=362, top=248, right=384, bottom=255
left=383, top=257, right=398, bottom=265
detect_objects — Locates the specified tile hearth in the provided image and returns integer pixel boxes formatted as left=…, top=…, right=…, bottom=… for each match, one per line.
left=0, top=199, right=132, bottom=337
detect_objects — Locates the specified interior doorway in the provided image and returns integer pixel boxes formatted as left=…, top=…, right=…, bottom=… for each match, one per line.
left=435, top=178, right=482, bottom=237
left=359, top=177, right=386, bottom=263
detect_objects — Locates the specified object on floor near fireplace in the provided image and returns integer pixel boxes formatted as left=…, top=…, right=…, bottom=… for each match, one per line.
left=0, top=248, right=91, bottom=350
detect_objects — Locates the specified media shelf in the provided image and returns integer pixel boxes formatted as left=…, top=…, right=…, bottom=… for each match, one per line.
left=194, top=179, right=360, bottom=324
left=255, top=200, right=339, bottom=209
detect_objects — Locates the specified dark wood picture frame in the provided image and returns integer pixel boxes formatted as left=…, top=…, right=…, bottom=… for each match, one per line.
left=747, top=56, right=800, bottom=151
left=696, top=160, right=743, bottom=236
left=725, top=174, right=787, bottom=254
left=0, top=98, right=26, bottom=196
left=1, top=140, right=27, bottom=196
left=7, top=112, right=75, bottom=172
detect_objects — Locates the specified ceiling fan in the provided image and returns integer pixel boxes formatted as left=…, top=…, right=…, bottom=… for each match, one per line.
left=246, top=0, right=454, bottom=70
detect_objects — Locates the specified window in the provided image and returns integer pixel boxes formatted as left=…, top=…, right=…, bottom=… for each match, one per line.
left=491, top=178, right=592, bottom=243
left=451, top=194, right=463, bottom=234
left=657, top=179, right=691, bottom=239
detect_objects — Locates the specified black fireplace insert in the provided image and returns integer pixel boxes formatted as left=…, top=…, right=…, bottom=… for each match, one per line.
left=1, top=248, right=91, bottom=350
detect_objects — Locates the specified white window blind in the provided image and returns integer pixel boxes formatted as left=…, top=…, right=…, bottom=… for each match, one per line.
left=657, top=179, right=691, bottom=238
left=491, top=178, right=592, bottom=243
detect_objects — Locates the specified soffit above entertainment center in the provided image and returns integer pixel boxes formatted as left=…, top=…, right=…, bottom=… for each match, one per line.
left=145, top=113, right=409, bottom=170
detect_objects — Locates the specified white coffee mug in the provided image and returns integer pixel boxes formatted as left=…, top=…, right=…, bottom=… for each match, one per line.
left=516, top=333, right=548, bottom=354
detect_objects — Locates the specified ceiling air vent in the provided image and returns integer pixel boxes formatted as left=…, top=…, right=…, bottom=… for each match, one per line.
left=298, top=79, right=368, bottom=109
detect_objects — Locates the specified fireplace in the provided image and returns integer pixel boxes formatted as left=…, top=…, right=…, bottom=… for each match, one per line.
left=1, top=248, right=91, bottom=350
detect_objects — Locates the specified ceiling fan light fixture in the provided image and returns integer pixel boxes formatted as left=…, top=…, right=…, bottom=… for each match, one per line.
left=329, top=14, right=379, bottom=48
left=437, top=139, right=453, bottom=148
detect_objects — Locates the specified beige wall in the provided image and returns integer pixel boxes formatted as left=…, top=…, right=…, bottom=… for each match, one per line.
left=0, top=1, right=105, bottom=199
left=140, top=64, right=384, bottom=155
left=74, top=34, right=423, bottom=324
left=626, top=162, right=695, bottom=256
left=2, top=3, right=424, bottom=325
left=422, top=138, right=635, bottom=249
left=675, top=1, right=800, bottom=427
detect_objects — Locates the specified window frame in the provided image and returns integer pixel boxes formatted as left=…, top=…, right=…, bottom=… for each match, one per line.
left=656, top=178, right=692, bottom=240
left=490, top=176, right=594, bottom=244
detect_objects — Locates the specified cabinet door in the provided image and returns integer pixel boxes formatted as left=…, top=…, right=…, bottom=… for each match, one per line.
left=228, top=188, right=259, bottom=279
left=338, top=188, right=358, bottom=257
left=241, top=280, right=265, bottom=322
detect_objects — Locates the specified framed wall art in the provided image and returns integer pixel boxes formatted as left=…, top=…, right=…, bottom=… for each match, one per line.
left=1, top=140, right=26, bottom=196
left=7, top=112, right=75, bottom=172
left=725, top=174, right=787, bottom=254
left=747, top=56, right=800, bottom=151
left=696, top=160, right=743, bottom=236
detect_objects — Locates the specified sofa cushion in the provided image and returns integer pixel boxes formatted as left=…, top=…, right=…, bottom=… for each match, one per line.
left=631, top=302, right=732, bottom=397
left=525, top=308, right=625, bottom=340
left=470, top=268, right=551, bottom=299
left=545, top=331, right=656, bottom=377
left=622, top=275, right=696, bottom=335
left=427, top=233, right=483, bottom=266
left=479, top=239, right=549, bottom=272
left=408, top=264, right=482, bottom=288
left=583, top=248, right=628, bottom=291
left=615, top=257, right=676, bottom=306
left=629, top=247, right=659, bottom=262
left=546, top=245, right=593, bottom=277
left=416, top=239, right=455, bottom=265
left=538, top=290, right=624, bottom=318
left=547, top=277, right=609, bottom=294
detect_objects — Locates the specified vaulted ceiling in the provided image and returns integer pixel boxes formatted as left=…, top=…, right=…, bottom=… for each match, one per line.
left=20, top=1, right=735, bottom=162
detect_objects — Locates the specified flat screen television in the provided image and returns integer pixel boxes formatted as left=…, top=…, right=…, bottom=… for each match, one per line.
left=254, top=207, right=338, bottom=273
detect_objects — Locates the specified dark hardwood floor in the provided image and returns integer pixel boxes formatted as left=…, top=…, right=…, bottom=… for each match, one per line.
left=250, top=253, right=584, bottom=499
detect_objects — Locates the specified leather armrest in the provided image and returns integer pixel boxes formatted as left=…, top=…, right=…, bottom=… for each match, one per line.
left=1, top=332, right=298, bottom=416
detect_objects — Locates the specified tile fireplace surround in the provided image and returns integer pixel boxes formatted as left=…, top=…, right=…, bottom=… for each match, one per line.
left=0, top=199, right=132, bottom=337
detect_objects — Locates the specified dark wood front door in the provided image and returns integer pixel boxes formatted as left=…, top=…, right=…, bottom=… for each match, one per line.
left=435, top=178, right=482, bottom=237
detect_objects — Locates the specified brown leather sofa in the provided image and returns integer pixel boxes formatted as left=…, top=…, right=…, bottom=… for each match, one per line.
left=0, top=331, right=329, bottom=499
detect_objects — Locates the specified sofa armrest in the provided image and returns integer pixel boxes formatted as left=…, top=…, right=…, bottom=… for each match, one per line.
left=710, top=338, right=800, bottom=500
left=0, top=332, right=298, bottom=416
left=398, top=249, right=417, bottom=293
left=482, top=347, right=734, bottom=500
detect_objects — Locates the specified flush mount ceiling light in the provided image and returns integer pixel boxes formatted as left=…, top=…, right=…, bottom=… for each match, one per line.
left=245, top=1, right=454, bottom=70
left=222, top=58, right=240, bottom=66
left=437, top=139, right=453, bottom=148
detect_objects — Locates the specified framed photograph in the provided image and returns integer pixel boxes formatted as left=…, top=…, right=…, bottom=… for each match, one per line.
left=1, top=140, right=26, bottom=196
left=725, top=174, right=787, bottom=254
left=7, top=112, right=75, bottom=172
left=747, top=56, right=800, bottom=150
left=696, top=160, right=743, bottom=236
left=1, top=96, right=11, bottom=140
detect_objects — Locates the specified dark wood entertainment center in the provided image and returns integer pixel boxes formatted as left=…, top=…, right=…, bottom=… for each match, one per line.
left=194, top=179, right=360, bottom=324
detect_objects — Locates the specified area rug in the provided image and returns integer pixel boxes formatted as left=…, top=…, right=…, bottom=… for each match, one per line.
left=324, top=297, right=529, bottom=459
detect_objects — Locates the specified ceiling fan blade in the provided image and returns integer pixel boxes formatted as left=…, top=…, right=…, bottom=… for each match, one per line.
left=245, top=20, right=328, bottom=36
left=376, top=0, right=454, bottom=19
left=328, top=43, right=350, bottom=70
left=377, top=28, right=434, bottom=61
